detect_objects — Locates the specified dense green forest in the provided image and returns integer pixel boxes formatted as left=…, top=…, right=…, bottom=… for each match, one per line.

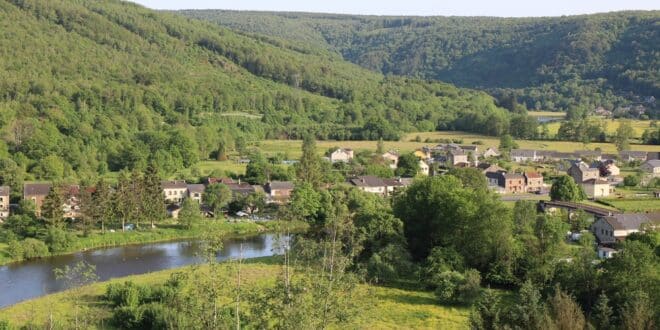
left=179, top=10, right=660, bottom=113
left=0, top=0, right=513, bottom=182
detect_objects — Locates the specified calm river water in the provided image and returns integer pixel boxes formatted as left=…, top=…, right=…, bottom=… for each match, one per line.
left=0, top=233, right=286, bottom=308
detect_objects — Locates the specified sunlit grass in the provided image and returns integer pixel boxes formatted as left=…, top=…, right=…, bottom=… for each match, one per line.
left=0, top=257, right=473, bottom=329
left=545, top=118, right=653, bottom=138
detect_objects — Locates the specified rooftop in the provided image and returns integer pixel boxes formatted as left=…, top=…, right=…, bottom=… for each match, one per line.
left=601, top=213, right=660, bottom=231
left=267, top=181, right=295, bottom=190
left=349, top=176, right=386, bottom=188
left=23, top=183, right=52, bottom=196
left=187, top=184, right=205, bottom=193
left=161, top=180, right=188, bottom=189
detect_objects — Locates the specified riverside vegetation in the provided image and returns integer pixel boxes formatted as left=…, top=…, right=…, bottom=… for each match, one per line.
left=1, top=137, right=657, bottom=329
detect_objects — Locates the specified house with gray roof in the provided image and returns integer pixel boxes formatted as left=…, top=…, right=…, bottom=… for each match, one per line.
left=619, top=150, right=648, bottom=162
left=510, top=149, right=541, bottom=163
left=348, top=176, right=387, bottom=196
left=591, top=212, right=660, bottom=244
left=641, top=159, right=660, bottom=177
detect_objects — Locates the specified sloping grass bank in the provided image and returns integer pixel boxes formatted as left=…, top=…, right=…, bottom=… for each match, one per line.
left=0, top=257, right=470, bottom=329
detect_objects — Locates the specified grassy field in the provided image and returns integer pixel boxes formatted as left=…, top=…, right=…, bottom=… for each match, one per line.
left=545, top=118, right=654, bottom=138
left=0, top=257, right=471, bottom=329
left=600, top=199, right=660, bottom=212
left=0, top=220, right=308, bottom=266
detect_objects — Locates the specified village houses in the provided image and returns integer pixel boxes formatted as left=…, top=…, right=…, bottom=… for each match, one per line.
left=0, top=186, right=9, bottom=220
left=447, top=149, right=468, bottom=166
left=382, top=150, right=399, bottom=169
left=186, top=184, right=205, bottom=203
left=640, top=159, right=660, bottom=177
left=524, top=172, right=544, bottom=193
left=499, top=173, right=526, bottom=194
left=482, top=147, right=500, bottom=159
left=591, top=212, right=660, bottom=245
left=162, top=180, right=188, bottom=203
left=510, top=149, right=541, bottom=163
left=419, top=160, right=430, bottom=176
left=23, top=183, right=52, bottom=217
left=264, top=181, right=295, bottom=204
left=330, top=148, right=354, bottom=163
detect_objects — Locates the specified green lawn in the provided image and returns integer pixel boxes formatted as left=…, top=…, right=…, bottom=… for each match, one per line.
left=601, top=199, right=660, bottom=212
left=0, top=220, right=308, bottom=266
left=0, top=257, right=471, bottom=329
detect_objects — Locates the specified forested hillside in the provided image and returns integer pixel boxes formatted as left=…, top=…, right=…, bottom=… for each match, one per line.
left=180, top=10, right=660, bottom=113
left=0, top=0, right=508, bottom=182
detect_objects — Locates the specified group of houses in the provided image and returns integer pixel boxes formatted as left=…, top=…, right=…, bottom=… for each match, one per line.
left=0, top=178, right=297, bottom=222
left=330, top=148, right=431, bottom=175
left=509, top=149, right=658, bottom=164
left=480, top=164, right=545, bottom=194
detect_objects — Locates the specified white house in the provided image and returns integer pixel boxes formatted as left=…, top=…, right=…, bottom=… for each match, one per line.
left=382, top=151, right=399, bottom=169
left=0, top=186, right=10, bottom=220
left=162, top=180, right=188, bottom=203
left=330, top=148, right=354, bottom=163
left=597, top=246, right=618, bottom=259
left=581, top=179, right=611, bottom=199
left=483, top=147, right=500, bottom=159
left=419, top=160, right=430, bottom=176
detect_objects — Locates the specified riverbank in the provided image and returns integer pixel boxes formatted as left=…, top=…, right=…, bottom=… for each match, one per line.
left=0, top=220, right=308, bottom=266
left=0, top=256, right=470, bottom=329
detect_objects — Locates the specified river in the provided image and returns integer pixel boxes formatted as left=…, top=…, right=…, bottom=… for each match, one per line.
left=0, top=233, right=287, bottom=308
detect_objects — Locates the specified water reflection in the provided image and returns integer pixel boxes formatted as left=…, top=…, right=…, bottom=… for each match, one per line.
left=0, top=233, right=286, bottom=308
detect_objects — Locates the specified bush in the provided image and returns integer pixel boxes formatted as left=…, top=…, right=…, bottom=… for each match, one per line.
left=112, top=306, right=144, bottom=330
left=0, top=320, right=10, bottom=330
left=623, top=175, right=642, bottom=187
left=432, top=269, right=482, bottom=305
left=623, top=174, right=641, bottom=187
left=44, top=227, right=76, bottom=252
left=139, top=303, right=170, bottom=329
left=106, top=281, right=144, bottom=307
left=366, top=244, right=413, bottom=283
left=21, top=238, right=49, bottom=259
left=6, top=239, right=23, bottom=258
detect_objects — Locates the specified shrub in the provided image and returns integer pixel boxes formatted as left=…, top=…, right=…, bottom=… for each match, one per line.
left=7, top=240, right=24, bottom=259
left=112, top=306, right=144, bottom=330
left=44, top=226, right=76, bottom=252
left=432, top=269, right=482, bottom=305
left=21, top=238, right=49, bottom=259
left=0, top=320, right=10, bottom=330
left=623, top=174, right=641, bottom=187
left=139, top=303, right=170, bottom=329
